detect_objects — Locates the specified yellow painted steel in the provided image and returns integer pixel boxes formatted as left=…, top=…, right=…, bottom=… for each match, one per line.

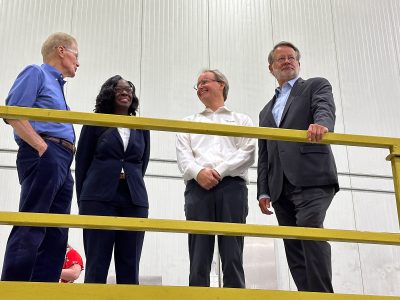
left=1, top=106, right=400, bottom=148
left=387, top=145, right=400, bottom=227
left=0, top=211, right=399, bottom=246
left=1, top=105, right=400, bottom=226
left=1, top=282, right=400, bottom=300
left=1, top=105, right=400, bottom=299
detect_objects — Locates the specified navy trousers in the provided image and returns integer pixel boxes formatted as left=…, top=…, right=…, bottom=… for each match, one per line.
left=272, top=177, right=335, bottom=292
left=79, top=180, right=148, bottom=284
left=1, top=140, right=73, bottom=282
left=184, top=177, right=248, bottom=288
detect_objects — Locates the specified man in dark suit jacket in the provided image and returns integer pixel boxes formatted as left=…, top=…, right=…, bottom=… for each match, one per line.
left=257, top=41, right=339, bottom=293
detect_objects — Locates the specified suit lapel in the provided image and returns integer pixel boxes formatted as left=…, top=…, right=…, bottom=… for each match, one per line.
left=279, top=78, right=304, bottom=127
left=111, top=128, right=125, bottom=151
left=267, top=100, right=277, bottom=127
left=125, top=129, right=136, bottom=153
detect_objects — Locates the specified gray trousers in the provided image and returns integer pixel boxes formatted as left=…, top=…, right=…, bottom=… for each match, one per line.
left=272, top=177, right=335, bottom=292
left=184, top=176, right=248, bottom=288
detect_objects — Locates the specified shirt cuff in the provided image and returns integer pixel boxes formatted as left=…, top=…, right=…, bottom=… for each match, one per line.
left=185, top=163, right=204, bottom=181
left=258, top=194, right=270, bottom=201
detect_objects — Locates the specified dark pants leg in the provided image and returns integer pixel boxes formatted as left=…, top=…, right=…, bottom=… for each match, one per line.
left=79, top=180, right=148, bottom=284
left=1, top=142, right=73, bottom=282
left=272, top=179, right=334, bottom=292
left=185, top=177, right=248, bottom=288
left=216, top=178, right=247, bottom=288
left=185, top=180, right=215, bottom=287
left=114, top=202, right=148, bottom=284
left=31, top=172, right=73, bottom=281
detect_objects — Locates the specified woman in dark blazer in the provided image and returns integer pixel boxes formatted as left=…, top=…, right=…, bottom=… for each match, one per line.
left=75, top=75, right=150, bottom=284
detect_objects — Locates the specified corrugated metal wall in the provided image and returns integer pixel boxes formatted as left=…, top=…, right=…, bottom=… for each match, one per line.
left=0, top=0, right=399, bottom=295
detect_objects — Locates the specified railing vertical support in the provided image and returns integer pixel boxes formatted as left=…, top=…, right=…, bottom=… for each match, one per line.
left=387, top=145, right=400, bottom=228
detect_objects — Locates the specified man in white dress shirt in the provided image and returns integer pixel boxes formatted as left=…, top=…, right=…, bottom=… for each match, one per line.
left=176, top=69, right=255, bottom=288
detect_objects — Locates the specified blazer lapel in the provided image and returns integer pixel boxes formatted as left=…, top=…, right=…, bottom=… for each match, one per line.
left=111, top=128, right=125, bottom=152
left=125, top=129, right=136, bottom=153
left=279, top=78, right=304, bottom=126
left=262, top=96, right=278, bottom=128
left=267, top=102, right=277, bottom=127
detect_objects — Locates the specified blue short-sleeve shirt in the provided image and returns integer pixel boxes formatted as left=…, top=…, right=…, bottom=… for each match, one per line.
left=5, top=64, right=75, bottom=144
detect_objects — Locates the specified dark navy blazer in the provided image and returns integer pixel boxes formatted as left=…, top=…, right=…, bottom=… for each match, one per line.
left=75, top=125, right=150, bottom=207
left=257, top=77, right=339, bottom=203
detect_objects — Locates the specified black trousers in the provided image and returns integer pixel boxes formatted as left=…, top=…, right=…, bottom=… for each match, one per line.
left=79, top=180, right=148, bottom=284
left=184, top=177, right=248, bottom=288
left=272, top=177, right=335, bottom=292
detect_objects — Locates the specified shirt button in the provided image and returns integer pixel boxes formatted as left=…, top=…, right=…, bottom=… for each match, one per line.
left=120, top=159, right=124, bottom=162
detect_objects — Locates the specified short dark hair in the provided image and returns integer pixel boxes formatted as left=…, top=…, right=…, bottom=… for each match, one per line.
left=268, top=41, right=301, bottom=64
left=94, top=75, right=139, bottom=115
left=201, top=69, right=229, bottom=101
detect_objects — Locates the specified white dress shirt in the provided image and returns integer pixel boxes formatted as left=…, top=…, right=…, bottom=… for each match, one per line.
left=272, top=76, right=299, bottom=126
left=117, top=128, right=130, bottom=173
left=176, top=106, right=256, bottom=183
left=117, top=127, right=130, bottom=151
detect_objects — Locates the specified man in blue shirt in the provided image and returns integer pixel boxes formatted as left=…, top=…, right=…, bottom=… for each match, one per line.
left=2, top=32, right=80, bottom=282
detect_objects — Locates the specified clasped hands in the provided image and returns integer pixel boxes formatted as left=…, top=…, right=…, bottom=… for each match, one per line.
left=196, top=168, right=221, bottom=190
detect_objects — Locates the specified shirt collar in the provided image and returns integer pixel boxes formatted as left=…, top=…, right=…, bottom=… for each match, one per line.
left=201, top=105, right=231, bottom=114
left=275, top=76, right=300, bottom=96
left=287, top=75, right=300, bottom=87
left=42, top=64, right=66, bottom=86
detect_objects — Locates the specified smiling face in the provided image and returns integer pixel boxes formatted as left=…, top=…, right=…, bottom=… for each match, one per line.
left=196, top=71, right=225, bottom=110
left=113, top=79, right=133, bottom=115
left=269, top=46, right=300, bottom=86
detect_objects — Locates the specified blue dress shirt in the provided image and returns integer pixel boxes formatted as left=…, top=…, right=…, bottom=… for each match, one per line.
left=5, top=64, right=75, bottom=144
left=272, top=76, right=299, bottom=126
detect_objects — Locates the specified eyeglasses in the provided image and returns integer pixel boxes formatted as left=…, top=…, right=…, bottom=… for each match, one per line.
left=275, top=56, right=296, bottom=64
left=63, top=46, right=79, bottom=60
left=114, top=86, right=133, bottom=94
left=193, top=79, right=220, bottom=90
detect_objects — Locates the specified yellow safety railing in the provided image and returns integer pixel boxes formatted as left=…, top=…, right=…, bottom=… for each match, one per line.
left=0, top=105, right=399, bottom=300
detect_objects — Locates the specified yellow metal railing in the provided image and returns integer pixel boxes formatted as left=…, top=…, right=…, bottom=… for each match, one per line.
left=0, top=105, right=399, bottom=300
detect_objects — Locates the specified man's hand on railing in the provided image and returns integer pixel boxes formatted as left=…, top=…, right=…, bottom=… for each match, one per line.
left=259, top=197, right=274, bottom=215
left=307, top=123, right=328, bottom=142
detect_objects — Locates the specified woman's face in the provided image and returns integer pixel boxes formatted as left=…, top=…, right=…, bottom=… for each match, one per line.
left=113, top=79, right=133, bottom=115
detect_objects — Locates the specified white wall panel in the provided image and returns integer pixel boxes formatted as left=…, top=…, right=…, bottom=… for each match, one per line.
left=390, top=0, right=400, bottom=73
left=332, top=0, right=400, bottom=177
left=140, top=0, right=209, bottom=160
left=0, top=168, right=20, bottom=213
left=0, top=168, right=22, bottom=278
left=68, top=0, right=143, bottom=114
left=140, top=177, right=187, bottom=286
left=353, top=191, right=400, bottom=296
left=208, top=0, right=273, bottom=124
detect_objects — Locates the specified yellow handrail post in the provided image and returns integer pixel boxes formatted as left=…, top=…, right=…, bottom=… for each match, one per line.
left=387, top=144, right=400, bottom=228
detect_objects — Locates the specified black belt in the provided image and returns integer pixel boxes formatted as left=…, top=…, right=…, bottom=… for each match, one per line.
left=41, top=135, right=76, bottom=154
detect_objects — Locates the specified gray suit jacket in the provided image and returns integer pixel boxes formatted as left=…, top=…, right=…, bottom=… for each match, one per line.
left=257, top=77, right=339, bottom=203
